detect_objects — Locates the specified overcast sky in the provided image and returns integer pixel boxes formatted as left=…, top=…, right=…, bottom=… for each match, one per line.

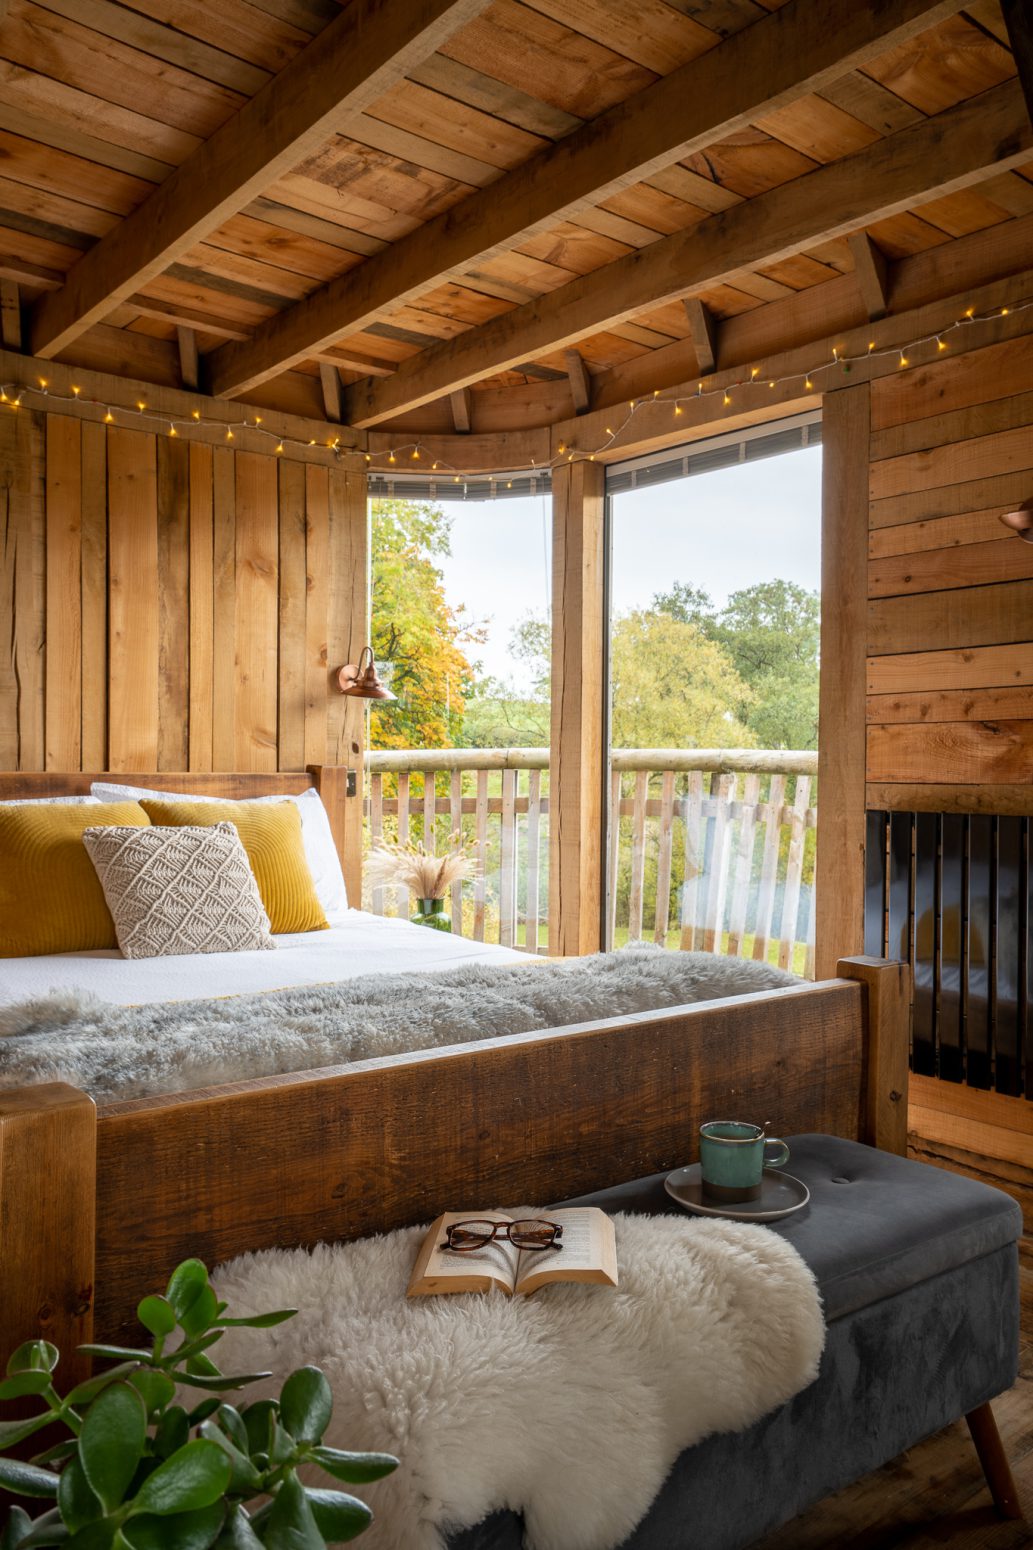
left=433, top=445, right=823, bottom=692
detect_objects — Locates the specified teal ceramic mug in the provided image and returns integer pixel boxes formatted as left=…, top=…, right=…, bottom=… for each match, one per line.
left=699, top=1121, right=790, bottom=1204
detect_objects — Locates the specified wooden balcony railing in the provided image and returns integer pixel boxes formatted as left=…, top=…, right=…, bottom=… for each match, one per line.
left=364, top=748, right=818, bottom=970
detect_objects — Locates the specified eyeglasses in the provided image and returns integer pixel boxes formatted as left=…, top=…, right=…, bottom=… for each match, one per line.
left=441, top=1218, right=564, bottom=1252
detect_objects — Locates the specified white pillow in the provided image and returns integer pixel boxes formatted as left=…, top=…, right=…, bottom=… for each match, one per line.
left=1, top=795, right=100, bottom=805
left=90, top=782, right=348, bottom=924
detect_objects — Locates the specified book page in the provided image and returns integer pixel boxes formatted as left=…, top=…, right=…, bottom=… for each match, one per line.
left=514, top=1208, right=618, bottom=1296
left=407, top=1213, right=519, bottom=1297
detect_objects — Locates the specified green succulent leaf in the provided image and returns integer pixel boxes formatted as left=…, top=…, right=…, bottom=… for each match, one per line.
left=130, top=1440, right=231, bottom=1517
left=6, top=1342, right=59, bottom=1377
left=185, top=1400, right=220, bottom=1428
left=0, top=1372, right=53, bottom=1402
left=262, top=1472, right=326, bottom=1550
left=15, top=1520, right=71, bottom=1548
left=57, top=1456, right=103, bottom=1531
left=212, top=1312, right=296, bottom=1330
left=152, top=1406, right=190, bottom=1461
left=185, top=1355, right=219, bottom=1380
left=211, top=1507, right=264, bottom=1550
left=165, top=1263, right=210, bottom=1323
left=211, top=1406, right=248, bottom=1456
left=278, top=1371, right=332, bottom=1447
left=240, top=1401, right=277, bottom=1459
left=304, top=1489, right=373, bottom=1543
left=64, top=1524, right=116, bottom=1549
left=309, top=1448, right=397, bottom=1486
left=66, top=1364, right=141, bottom=1407
left=135, top=1298, right=176, bottom=1340
left=120, top=1503, right=224, bottom=1550
left=78, top=1382, right=147, bottom=1512
left=268, top=1418, right=296, bottom=1470
left=0, top=1506, right=32, bottom=1549
left=75, top=1349, right=152, bottom=1366
left=175, top=1373, right=271, bottom=1395
left=0, top=1414, right=53, bottom=1451
left=30, top=1440, right=79, bottom=1469
left=179, top=1289, right=220, bottom=1340
left=128, top=1370, right=176, bottom=1417
left=197, top=1422, right=261, bottom=1493
left=0, top=1459, right=60, bottom=1498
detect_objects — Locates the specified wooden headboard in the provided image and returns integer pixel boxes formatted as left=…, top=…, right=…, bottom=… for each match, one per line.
left=0, top=767, right=356, bottom=894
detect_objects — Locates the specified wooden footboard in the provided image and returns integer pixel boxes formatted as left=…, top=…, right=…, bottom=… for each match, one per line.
left=0, top=956, right=908, bottom=1362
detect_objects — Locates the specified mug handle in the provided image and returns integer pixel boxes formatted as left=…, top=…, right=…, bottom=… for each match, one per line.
left=763, top=1138, right=790, bottom=1170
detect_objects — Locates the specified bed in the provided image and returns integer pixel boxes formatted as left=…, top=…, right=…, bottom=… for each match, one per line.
left=0, top=765, right=910, bottom=1410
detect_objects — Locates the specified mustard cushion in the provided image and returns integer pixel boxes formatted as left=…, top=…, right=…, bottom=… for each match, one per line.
left=0, top=800, right=150, bottom=957
left=140, top=799, right=328, bottom=935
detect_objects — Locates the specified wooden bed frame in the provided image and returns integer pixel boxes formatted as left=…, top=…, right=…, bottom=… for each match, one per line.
left=0, top=768, right=910, bottom=1393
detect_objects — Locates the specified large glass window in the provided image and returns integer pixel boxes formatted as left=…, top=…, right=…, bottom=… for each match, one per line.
left=365, top=487, right=552, bottom=951
left=606, top=416, right=822, bottom=973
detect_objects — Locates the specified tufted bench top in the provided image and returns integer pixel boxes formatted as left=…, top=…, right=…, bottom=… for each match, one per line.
left=556, top=1133, right=1022, bottom=1322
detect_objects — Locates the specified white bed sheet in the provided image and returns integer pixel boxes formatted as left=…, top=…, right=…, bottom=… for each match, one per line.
left=0, top=910, right=523, bottom=1008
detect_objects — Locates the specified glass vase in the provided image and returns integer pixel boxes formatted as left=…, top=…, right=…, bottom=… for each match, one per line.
left=410, top=896, right=452, bottom=932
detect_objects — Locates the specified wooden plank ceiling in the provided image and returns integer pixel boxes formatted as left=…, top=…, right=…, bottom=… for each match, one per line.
left=0, top=0, right=1030, bottom=435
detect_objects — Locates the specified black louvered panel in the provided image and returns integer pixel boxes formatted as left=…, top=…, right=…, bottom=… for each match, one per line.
left=913, top=813, right=938, bottom=1083
left=939, top=813, right=965, bottom=1086
left=966, top=816, right=993, bottom=1091
left=887, top=812, right=913, bottom=963
left=995, top=817, right=1024, bottom=1097
left=865, top=811, right=888, bottom=956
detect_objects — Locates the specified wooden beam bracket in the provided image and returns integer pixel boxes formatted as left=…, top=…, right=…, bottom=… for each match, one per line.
left=682, top=298, right=719, bottom=376
left=564, top=349, right=592, bottom=415
left=319, top=363, right=344, bottom=424
left=450, top=387, right=472, bottom=434
left=848, top=232, right=891, bottom=321
left=177, top=326, right=199, bottom=392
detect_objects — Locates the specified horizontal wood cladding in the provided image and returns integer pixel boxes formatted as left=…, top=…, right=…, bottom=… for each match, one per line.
left=0, top=409, right=368, bottom=774
left=865, top=334, right=1033, bottom=795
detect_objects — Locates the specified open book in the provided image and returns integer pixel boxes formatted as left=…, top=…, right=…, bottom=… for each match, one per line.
left=407, top=1208, right=618, bottom=1298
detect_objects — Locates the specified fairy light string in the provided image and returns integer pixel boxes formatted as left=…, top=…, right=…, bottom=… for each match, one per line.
left=2, top=296, right=1028, bottom=490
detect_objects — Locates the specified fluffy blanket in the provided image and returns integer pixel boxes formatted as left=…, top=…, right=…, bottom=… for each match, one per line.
left=213, top=1212, right=824, bottom=1550
left=0, top=948, right=797, bottom=1101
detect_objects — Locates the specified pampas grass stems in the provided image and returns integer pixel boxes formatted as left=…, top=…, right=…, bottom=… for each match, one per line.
left=366, top=832, right=477, bottom=899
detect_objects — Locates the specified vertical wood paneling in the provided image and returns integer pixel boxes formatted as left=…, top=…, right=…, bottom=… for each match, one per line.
left=80, top=421, right=107, bottom=769
left=0, top=409, right=45, bottom=769
left=815, top=383, right=870, bottom=978
left=233, top=452, right=278, bottom=771
left=156, top=436, right=189, bottom=771
left=211, top=447, right=236, bottom=771
left=44, top=414, right=81, bottom=769
left=328, top=467, right=369, bottom=902
left=107, top=428, right=159, bottom=771
left=277, top=457, right=307, bottom=772
left=304, top=465, right=329, bottom=770
left=188, top=443, right=214, bottom=771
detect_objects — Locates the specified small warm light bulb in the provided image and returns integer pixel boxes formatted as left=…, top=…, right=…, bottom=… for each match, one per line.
left=453, top=475, right=460, bottom=484
left=567, top=452, right=574, bottom=461
left=557, top=443, right=566, bottom=455
left=965, top=307, right=975, bottom=319
left=674, top=404, right=683, bottom=416
left=432, top=461, right=438, bottom=470
left=652, top=389, right=659, bottom=398
left=507, top=478, right=513, bottom=485
left=605, top=427, right=613, bottom=436
left=364, top=454, right=371, bottom=463
left=388, top=453, right=396, bottom=464
left=1001, top=306, right=1009, bottom=316
left=169, top=424, right=177, bottom=436
left=137, top=400, right=146, bottom=412
left=937, top=337, right=947, bottom=351
left=254, top=415, right=262, bottom=425
left=72, top=385, right=81, bottom=397
left=831, top=348, right=838, bottom=363
left=226, top=428, right=234, bottom=440
left=751, top=366, right=760, bottom=379
left=629, top=399, right=635, bottom=409
left=696, top=383, right=703, bottom=397
left=0, top=390, right=6, bottom=403
left=723, top=392, right=732, bottom=406
left=899, top=352, right=908, bottom=368
left=411, top=448, right=419, bottom=460
left=805, top=377, right=814, bottom=391
left=39, top=377, right=48, bottom=390
left=868, top=341, right=876, bottom=353
left=768, top=380, right=776, bottom=389
left=276, top=442, right=284, bottom=454
left=192, top=409, right=201, bottom=421
left=104, top=410, right=114, bottom=423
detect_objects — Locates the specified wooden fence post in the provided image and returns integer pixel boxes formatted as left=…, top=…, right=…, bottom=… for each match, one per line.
left=0, top=1084, right=96, bottom=1385
left=838, top=956, right=910, bottom=1154
left=549, top=460, right=606, bottom=956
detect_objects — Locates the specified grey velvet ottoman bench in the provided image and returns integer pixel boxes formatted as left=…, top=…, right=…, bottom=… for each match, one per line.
left=447, top=1133, right=1024, bottom=1550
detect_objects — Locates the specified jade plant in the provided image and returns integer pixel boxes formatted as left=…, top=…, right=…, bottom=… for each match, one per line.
left=0, top=1258, right=397, bottom=1548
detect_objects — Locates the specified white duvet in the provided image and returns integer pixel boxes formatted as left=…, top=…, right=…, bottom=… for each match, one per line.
left=0, top=910, right=523, bottom=1009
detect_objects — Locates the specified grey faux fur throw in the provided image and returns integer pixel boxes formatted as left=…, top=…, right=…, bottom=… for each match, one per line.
left=0, top=948, right=798, bottom=1102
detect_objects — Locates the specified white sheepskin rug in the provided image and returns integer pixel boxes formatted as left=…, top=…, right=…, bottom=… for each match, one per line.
left=0, top=948, right=797, bottom=1100
left=213, top=1211, right=824, bottom=1550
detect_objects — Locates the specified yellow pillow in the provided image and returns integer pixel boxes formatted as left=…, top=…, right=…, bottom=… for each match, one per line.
left=0, top=801, right=150, bottom=957
left=140, top=799, right=328, bottom=935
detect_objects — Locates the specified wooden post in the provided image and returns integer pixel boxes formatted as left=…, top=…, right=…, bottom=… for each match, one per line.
left=0, top=1084, right=96, bottom=1385
left=816, top=385, right=870, bottom=978
left=549, top=459, right=605, bottom=957
left=327, top=467, right=369, bottom=906
left=837, top=955, right=910, bottom=1154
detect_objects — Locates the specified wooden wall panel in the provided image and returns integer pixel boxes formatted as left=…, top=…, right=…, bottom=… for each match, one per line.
left=865, top=328, right=1033, bottom=811
left=107, top=427, right=159, bottom=772
left=1, top=408, right=368, bottom=858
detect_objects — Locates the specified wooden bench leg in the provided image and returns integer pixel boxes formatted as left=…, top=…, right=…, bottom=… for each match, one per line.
left=966, top=1402, right=1024, bottom=1520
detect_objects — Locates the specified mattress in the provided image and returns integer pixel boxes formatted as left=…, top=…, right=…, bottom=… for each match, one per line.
left=0, top=909, right=524, bottom=1008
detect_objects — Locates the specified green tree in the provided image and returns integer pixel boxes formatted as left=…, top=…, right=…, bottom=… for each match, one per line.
left=459, top=613, right=551, bottom=748
left=712, top=580, right=820, bottom=750
left=369, top=499, right=483, bottom=749
left=611, top=610, right=756, bottom=749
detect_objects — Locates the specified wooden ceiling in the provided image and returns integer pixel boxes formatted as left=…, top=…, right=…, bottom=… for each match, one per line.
left=1, top=0, right=1031, bottom=438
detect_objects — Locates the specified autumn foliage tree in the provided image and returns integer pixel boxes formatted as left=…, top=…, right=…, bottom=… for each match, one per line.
left=368, top=499, right=483, bottom=750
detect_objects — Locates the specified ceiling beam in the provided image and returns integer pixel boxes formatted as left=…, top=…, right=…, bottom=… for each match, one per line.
left=848, top=232, right=891, bottom=320
left=344, top=80, right=1032, bottom=427
left=0, top=282, right=22, bottom=352
left=1001, top=0, right=1033, bottom=127
left=565, top=349, right=592, bottom=414
left=450, top=388, right=472, bottom=433
left=682, top=299, right=718, bottom=375
left=207, top=0, right=970, bottom=399
left=27, top=0, right=492, bottom=361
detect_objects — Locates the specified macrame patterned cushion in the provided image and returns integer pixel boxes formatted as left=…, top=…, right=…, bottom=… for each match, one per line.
left=82, top=822, right=275, bottom=960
